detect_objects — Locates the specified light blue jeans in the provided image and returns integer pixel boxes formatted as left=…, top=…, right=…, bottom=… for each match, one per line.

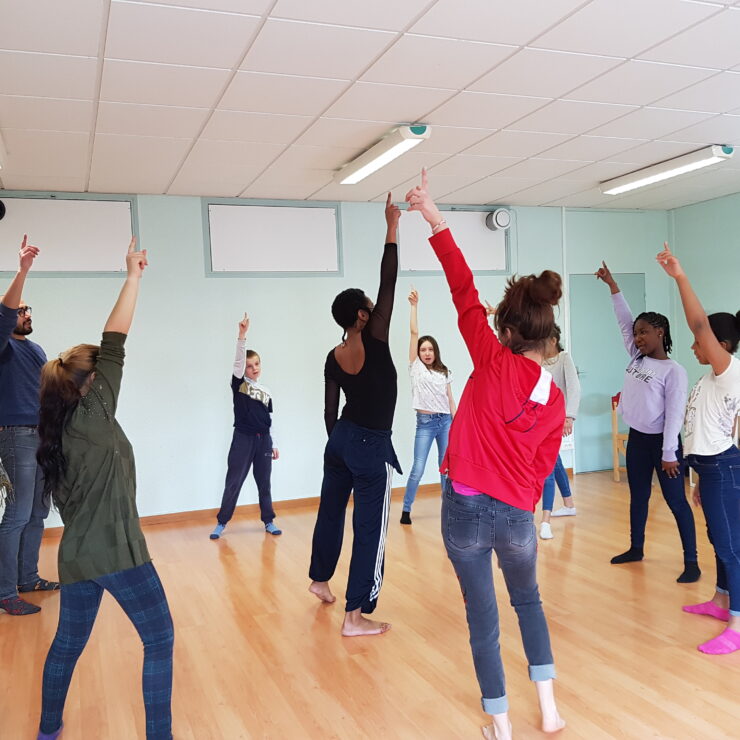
left=402, top=412, right=451, bottom=513
left=541, top=455, right=572, bottom=512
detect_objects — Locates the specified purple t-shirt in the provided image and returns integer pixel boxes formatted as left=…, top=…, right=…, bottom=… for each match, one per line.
left=612, top=292, right=688, bottom=462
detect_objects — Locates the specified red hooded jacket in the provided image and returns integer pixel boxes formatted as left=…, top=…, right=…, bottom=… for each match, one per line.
left=431, top=229, right=565, bottom=512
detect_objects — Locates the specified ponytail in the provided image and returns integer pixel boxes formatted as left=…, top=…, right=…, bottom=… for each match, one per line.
left=707, top=311, right=740, bottom=354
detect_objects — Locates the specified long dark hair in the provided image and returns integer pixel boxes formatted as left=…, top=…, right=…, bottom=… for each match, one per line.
left=708, top=311, right=740, bottom=354
left=634, top=311, right=673, bottom=354
left=37, top=344, right=99, bottom=502
left=494, top=270, right=562, bottom=354
left=551, top=323, right=564, bottom=352
left=418, top=335, right=449, bottom=376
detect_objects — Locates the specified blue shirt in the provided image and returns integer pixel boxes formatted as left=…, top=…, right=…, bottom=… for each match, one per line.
left=0, top=302, right=47, bottom=426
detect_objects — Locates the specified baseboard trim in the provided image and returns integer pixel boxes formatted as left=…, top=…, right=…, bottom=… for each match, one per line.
left=41, top=482, right=443, bottom=539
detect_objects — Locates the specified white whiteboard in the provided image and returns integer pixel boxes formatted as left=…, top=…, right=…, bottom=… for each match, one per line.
left=208, top=204, right=338, bottom=273
left=399, top=210, right=508, bottom=272
left=0, top=198, right=133, bottom=272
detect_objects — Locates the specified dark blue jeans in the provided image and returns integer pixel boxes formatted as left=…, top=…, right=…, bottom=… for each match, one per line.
left=626, top=428, right=697, bottom=560
left=0, top=426, right=49, bottom=600
left=442, top=484, right=555, bottom=715
left=541, top=455, right=572, bottom=512
left=403, top=412, right=452, bottom=512
left=687, top=446, right=740, bottom=616
left=40, top=562, right=174, bottom=739
left=217, top=429, right=275, bottom=525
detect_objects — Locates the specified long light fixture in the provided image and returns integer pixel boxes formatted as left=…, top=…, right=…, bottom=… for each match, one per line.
left=600, top=145, right=734, bottom=195
left=335, top=125, right=431, bottom=185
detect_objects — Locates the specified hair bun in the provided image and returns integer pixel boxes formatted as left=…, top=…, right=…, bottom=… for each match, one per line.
left=530, top=270, right=562, bottom=306
left=735, top=310, right=740, bottom=330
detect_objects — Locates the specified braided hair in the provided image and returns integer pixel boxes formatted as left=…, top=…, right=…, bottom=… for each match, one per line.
left=634, top=311, right=672, bottom=354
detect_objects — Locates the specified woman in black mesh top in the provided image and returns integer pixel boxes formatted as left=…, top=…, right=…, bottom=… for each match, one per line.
left=308, top=194, right=402, bottom=636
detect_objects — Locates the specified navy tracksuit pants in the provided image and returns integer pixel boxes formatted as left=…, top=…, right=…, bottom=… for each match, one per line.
left=217, top=429, right=275, bottom=525
left=309, top=419, right=400, bottom=614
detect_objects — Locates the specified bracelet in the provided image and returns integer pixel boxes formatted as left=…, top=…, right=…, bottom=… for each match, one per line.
left=431, top=218, right=447, bottom=234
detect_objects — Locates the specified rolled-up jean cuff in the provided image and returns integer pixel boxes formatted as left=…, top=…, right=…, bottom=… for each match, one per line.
left=529, top=664, right=556, bottom=682
left=730, top=610, right=740, bottom=618
left=716, top=587, right=730, bottom=595
left=481, top=695, right=508, bottom=715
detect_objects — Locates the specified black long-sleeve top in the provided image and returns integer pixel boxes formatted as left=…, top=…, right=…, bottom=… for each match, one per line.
left=324, top=242, right=398, bottom=435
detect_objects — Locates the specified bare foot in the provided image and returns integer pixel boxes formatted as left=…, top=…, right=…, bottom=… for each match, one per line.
left=308, top=581, right=335, bottom=603
left=341, top=613, right=391, bottom=636
left=542, top=714, right=566, bottom=733
left=481, top=719, right=512, bottom=739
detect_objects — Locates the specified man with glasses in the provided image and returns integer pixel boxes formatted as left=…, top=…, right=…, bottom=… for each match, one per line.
left=0, top=235, right=59, bottom=616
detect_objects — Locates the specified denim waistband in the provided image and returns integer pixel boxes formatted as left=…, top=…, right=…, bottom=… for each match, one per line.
left=415, top=411, right=450, bottom=419
left=0, top=424, right=38, bottom=431
left=686, top=445, right=740, bottom=465
left=336, top=418, right=392, bottom=438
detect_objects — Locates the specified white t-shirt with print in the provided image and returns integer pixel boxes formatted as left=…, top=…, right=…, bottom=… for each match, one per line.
left=684, top=355, right=740, bottom=456
left=409, top=357, right=452, bottom=413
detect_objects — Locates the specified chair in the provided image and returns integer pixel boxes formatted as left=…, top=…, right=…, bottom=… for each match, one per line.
left=611, top=393, right=628, bottom=482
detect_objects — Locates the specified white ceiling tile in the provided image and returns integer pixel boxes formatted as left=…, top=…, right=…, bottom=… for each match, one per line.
left=241, top=168, right=335, bottom=199
left=131, top=0, right=272, bottom=12
left=392, top=173, right=514, bottom=201
left=638, top=8, right=740, bottom=70
left=96, top=102, right=209, bottom=138
left=295, top=118, right=397, bottom=149
left=167, top=178, right=247, bottom=197
left=173, top=139, right=285, bottom=193
left=504, top=179, right=590, bottom=206
left=544, top=187, right=614, bottom=207
left=106, top=3, right=260, bottom=69
left=562, top=160, right=643, bottom=182
left=409, top=0, right=590, bottom=45
left=653, top=71, right=740, bottom=112
left=220, top=72, right=349, bottom=116
left=465, top=130, right=573, bottom=158
left=0, top=96, right=93, bottom=133
left=508, top=100, right=636, bottom=135
left=533, top=0, right=719, bottom=57
left=0, top=174, right=88, bottom=192
left=271, top=0, right=433, bottom=32
left=606, top=140, right=700, bottom=165
left=415, top=126, right=499, bottom=155
left=494, top=157, right=588, bottom=179
left=202, top=110, right=312, bottom=143
left=588, top=106, right=714, bottom=138
left=362, top=35, right=515, bottom=89
left=538, top=135, right=648, bottom=161
left=0, top=0, right=104, bottom=56
left=661, top=114, right=740, bottom=144
left=0, top=52, right=98, bottom=99
left=426, top=92, right=550, bottom=129
left=443, top=176, right=543, bottom=205
left=269, top=144, right=360, bottom=171
left=430, top=155, right=522, bottom=179
left=470, top=49, right=622, bottom=98
left=325, top=82, right=454, bottom=122
left=89, top=134, right=192, bottom=193
left=568, top=60, right=716, bottom=106
left=100, top=59, right=231, bottom=107
left=1, top=129, right=89, bottom=178
left=242, top=19, right=394, bottom=79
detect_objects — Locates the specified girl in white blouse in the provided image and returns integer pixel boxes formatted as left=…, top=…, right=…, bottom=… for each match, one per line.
left=401, top=289, right=456, bottom=524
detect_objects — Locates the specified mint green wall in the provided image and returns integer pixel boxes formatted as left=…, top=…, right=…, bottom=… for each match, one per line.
left=670, top=192, right=740, bottom=387
left=7, top=194, right=688, bottom=526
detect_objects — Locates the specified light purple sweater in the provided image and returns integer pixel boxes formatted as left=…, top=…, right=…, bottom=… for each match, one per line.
left=612, top=292, right=688, bottom=462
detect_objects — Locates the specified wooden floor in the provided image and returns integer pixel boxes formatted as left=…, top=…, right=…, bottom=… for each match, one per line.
left=2, top=472, right=739, bottom=739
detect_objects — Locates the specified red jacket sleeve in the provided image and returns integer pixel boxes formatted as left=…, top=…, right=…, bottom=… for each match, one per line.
left=429, top=229, right=501, bottom=369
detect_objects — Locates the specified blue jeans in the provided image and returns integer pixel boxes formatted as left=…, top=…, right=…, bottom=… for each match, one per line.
left=541, top=455, right=572, bottom=512
left=0, top=426, right=49, bottom=600
left=40, top=562, right=174, bottom=739
left=402, top=412, right=451, bottom=512
left=442, top=483, right=555, bottom=715
left=687, top=446, right=740, bottom=616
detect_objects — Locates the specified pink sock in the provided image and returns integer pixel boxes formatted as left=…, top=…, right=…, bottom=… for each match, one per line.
left=682, top=601, right=730, bottom=622
left=698, top=628, right=740, bottom=655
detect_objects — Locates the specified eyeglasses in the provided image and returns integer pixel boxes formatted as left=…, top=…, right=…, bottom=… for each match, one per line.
left=17, top=306, right=32, bottom=316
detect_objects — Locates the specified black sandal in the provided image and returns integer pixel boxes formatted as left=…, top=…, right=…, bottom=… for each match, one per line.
left=18, top=578, right=60, bottom=592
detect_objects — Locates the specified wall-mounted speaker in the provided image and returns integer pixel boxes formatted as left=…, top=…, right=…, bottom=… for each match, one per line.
left=0, top=200, right=5, bottom=221
left=485, top=208, right=511, bottom=231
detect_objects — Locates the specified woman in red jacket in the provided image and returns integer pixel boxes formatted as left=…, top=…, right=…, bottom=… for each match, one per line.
left=406, top=172, right=566, bottom=740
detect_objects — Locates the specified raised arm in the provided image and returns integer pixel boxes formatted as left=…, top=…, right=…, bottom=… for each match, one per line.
left=233, top=313, right=249, bottom=378
left=103, top=237, right=147, bottom=335
left=657, top=243, right=731, bottom=376
left=596, top=261, right=637, bottom=357
left=1, top=235, right=40, bottom=352
left=367, top=193, right=400, bottom=342
left=406, top=170, right=497, bottom=368
left=408, top=288, right=419, bottom=363
left=561, top=351, right=581, bottom=433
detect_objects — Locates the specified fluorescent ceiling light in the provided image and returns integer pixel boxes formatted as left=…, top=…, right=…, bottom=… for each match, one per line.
left=335, top=125, right=431, bottom=185
left=600, top=145, right=734, bottom=195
